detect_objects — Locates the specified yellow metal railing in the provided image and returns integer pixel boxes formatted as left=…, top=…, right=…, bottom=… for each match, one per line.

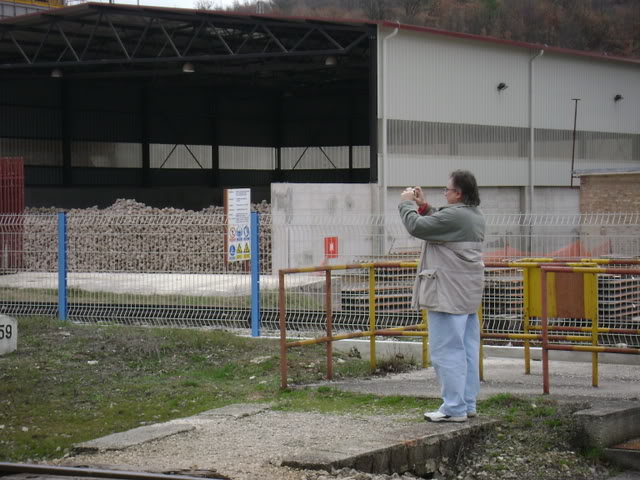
left=278, top=258, right=640, bottom=391
left=278, top=262, right=426, bottom=389
left=540, top=264, right=640, bottom=393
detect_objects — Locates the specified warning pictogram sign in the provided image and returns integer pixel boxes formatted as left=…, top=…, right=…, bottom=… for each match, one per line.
left=225, top=188, right=251, bottom=263
left=324, top=237, right=338, bottom=259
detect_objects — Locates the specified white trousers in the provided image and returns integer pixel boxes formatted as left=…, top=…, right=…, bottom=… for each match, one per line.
left=428, top=311, right=480, bottom=417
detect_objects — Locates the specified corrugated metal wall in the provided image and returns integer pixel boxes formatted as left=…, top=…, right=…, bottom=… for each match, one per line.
left=0, top=0, right=48, bottom=18
left=0, top=157, right=24, bottom=271
left=0, top=78, right=370, bottom=180
left=0, top=157, right=23, bottom=213
left=378, top=27, right=640, bottom=187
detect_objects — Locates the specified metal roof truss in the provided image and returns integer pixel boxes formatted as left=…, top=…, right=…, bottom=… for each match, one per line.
left=0, top=4, right=371, bottom=74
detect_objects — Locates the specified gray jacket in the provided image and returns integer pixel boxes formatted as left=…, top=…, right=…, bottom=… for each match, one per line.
left=398, top=200, right=486, bottom=314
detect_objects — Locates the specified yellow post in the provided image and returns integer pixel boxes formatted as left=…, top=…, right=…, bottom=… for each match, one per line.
left=522, top=265, right=531, bottom=374
left=368, top=266, right=377, bottom=370
left=422, top=309, right=429, bottom=368
left=478, top=306, right=484, bottom=381
left=583, top=271, right=599, bottom=387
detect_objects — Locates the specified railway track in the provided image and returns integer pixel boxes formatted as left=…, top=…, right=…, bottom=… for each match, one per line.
left=0, top=463, right=228, bottom=480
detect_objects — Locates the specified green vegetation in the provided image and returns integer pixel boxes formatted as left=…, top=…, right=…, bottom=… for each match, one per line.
left=0, top=316, right=596, bottom=471
left=0, top=316, right=419, bottom=462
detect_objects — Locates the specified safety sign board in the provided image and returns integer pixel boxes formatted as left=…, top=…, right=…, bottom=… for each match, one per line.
left=225, top=188, right=251, bottom=262
left=324, top=236, right=338, bottom=259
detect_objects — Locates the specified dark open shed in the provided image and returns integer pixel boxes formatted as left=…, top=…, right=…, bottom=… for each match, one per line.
left=0, top=4, right=376, bottom=208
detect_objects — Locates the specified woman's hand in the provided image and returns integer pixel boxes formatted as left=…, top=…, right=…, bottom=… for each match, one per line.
left=413, top=186, right=427, bottom=207
left=401, top=187, right=416, bottom=202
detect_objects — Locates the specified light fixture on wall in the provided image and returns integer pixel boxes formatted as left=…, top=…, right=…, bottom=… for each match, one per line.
left=614, top=94, right=623, bottom=102
left=182, top=62, right=195, bottom=73
left=51, top=68, right=63, bottom=78
left=497, top=82, right=508, bottom=91
left=324, top=55, right=337, bottom=66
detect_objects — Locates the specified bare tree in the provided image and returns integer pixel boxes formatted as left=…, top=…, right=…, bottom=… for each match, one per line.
left=194, top=0, right=216, bottom=9
left=397, top=0, right=429, bottom=19
left=271, top=0, right=296, bottom=13
left=360, top=0, right=389, bottom=20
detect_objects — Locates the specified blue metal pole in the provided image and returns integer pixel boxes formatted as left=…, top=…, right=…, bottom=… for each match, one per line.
left=250, top=211, right=260, bottom=337
left=57, top=212, right=67, bottom=321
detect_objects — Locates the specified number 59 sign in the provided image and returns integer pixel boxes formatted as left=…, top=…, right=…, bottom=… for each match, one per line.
left=0, top=315, right=17, bottom=356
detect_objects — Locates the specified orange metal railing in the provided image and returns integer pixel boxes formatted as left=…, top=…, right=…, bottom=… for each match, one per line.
left=278, top=258, right=640, bottom=392
left=482, top=258, right=640, bottom=384
left=278, top=262, right=427, bottom=389
left=540, top=264, right=640, bottom=394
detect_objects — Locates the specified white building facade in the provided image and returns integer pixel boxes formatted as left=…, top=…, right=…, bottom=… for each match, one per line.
left=375, top=24, right=640, bottom=214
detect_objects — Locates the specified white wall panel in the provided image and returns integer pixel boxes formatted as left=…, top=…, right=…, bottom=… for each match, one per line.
left=281, top=146, right=349, bottom=169
left=378, top=27, right=640, bottom=135
left=377, top=26, right=640, bottom=189
left=537, top=56, right=640, bottom=134
left=379, top=28, right=530, bottom=127
left=386, top=154, right=528, bottom=187
left=219, top=146, right=275, bottom=170
left=151, top=144, right=212, bottom=169
left=385, top=186, right=524, bottom=214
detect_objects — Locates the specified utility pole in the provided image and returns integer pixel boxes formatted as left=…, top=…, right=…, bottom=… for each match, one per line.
left=570, top=98, right=580, bottom=188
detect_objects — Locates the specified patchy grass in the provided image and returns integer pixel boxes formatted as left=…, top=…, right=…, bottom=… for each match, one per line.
left=275, top=387, right=436, bottom=417
left=1, top=315, right=606, bottom=479
left=0, top=316, right=415, bottom=462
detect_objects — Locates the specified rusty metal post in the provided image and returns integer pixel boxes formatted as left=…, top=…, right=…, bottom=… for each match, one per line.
left=368, top=265, right=377, bottom=369
left=522, top=265, right=531, bottom=374
left=325, top=269, right=333, bottom=380
left=478, top=306, right=484, bottom=381
left=541, top=267, right=550, bottom=394
left=279, top=270, right=288, bottom=389
left=584, top=271, right=599, bottom=387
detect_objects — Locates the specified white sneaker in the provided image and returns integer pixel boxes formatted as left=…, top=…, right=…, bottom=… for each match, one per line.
left=467, top=411, right=478, bottom=418
left=423, top=411, right=467, bottom=423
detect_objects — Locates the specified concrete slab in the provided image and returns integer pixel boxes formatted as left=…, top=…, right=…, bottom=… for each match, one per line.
left=74, top=424, right=195, bottom=453
left=574, top=403, right=640, bottom=448
left=281, top=418, right=497, bottom=475
left=71, top=407, right=498, bottom=478
left=605, top=449, right=640, bottom=471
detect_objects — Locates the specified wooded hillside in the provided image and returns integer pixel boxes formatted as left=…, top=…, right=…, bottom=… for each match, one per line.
left=209, top=0, right=640, bottom=58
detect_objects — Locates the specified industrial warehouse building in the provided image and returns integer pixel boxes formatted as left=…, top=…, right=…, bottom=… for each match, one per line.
left=0, top=3, right=638, bottom=214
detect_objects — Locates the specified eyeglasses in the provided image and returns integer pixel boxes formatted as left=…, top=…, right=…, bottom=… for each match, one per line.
left=443, top=188, right=458, bottom=194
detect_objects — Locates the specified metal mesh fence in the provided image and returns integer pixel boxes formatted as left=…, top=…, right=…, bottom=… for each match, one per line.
left=63, top=213, right=252, bottom=328
left=0, top=212, right=639, bottom=349
left=0, top=214, right=58, bottom=316
left=270, top=213, right=640, bottom=271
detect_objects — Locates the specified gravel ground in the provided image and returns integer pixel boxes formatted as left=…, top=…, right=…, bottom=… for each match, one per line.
left=57, top=401, right=615, bottom=480
left=62, top=410, right=418, bottom=480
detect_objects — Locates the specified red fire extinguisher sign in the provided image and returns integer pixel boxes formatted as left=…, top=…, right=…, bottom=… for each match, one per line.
left=324, top=237, right=338, bottom=259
